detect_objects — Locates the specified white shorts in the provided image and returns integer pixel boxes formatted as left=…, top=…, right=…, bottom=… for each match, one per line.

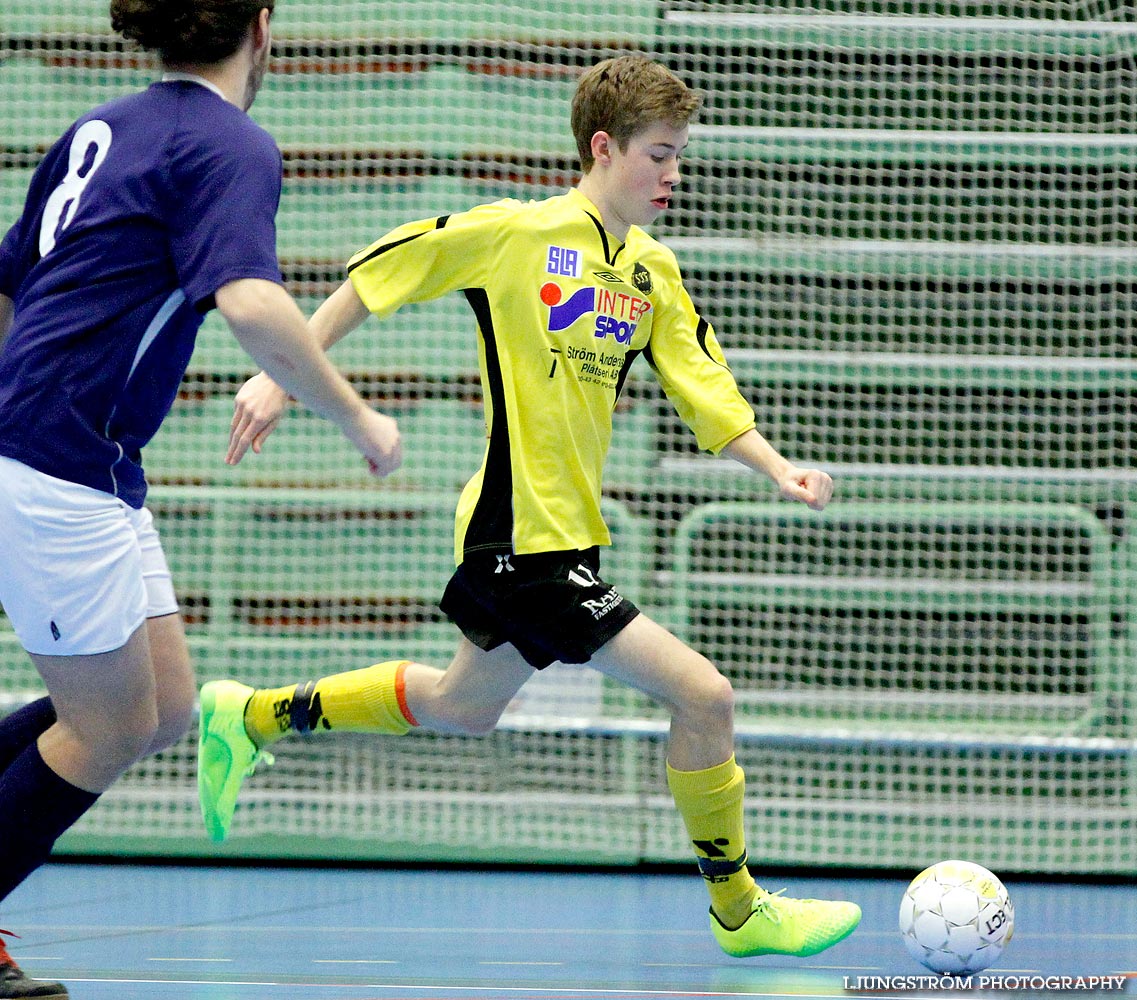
left=0, top=456, right=178, bottom=656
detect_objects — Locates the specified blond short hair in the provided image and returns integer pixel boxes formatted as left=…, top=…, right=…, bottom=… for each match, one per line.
left=571, top=56, right=701, bottom=172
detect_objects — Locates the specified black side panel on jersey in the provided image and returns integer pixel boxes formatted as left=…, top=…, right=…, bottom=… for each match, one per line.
left=461, top=287, right=514, bottom=555
left=613, top=348, right=642, bottom=401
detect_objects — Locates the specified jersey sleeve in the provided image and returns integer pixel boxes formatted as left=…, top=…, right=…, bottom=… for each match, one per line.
left=0, top=133, right=67, bottom=300
left=167, top=126, right=283, bottom=309
left=645, top=253, right=756, bottom=454
left=346, top=201, right=512, bottom=317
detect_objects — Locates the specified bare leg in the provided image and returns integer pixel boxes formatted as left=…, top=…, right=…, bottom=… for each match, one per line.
left=0, top=622, right=165, bottom=903
left=402, top=637, right=535, bottom=736
left=589, top=612, right=735, bottom=769
left=144, top=612, right=196, bottom=754
left=31, top=623, right=160, bottom=793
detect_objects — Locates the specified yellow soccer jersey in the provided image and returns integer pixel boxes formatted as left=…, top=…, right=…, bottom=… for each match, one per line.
left=347, top=187, right=756, bottom=561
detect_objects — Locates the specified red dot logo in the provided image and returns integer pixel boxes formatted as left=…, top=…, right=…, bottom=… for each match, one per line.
left=540, top=282, right=562, bottom=306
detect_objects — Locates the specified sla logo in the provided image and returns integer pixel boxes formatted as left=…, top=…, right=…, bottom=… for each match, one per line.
left=546, top=245, right=582, bottom=279
left=541, top=282, right=651, bottom=344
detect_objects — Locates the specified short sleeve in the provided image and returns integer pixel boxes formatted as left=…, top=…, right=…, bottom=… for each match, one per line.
left=348, top=201, right=515, bottom=317
left=0, top=140, right=62, bottom=300
left=168, top=127, right=283, bottom=309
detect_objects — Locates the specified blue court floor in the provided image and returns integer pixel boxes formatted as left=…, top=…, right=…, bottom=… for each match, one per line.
left=1, top=862, right=1133, bottom=999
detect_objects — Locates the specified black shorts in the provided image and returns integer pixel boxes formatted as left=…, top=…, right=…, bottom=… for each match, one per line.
left=439, top=547, right=640, bottom=669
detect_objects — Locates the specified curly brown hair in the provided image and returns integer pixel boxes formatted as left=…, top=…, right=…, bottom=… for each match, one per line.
left=109, top=0, right=274, bottom=65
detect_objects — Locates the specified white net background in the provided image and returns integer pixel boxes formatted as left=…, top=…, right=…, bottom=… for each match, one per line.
left=0, top=0, right=1134, bottom=873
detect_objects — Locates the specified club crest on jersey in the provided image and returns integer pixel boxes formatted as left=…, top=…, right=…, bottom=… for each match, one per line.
left=546, top=245, right=582, bottom=279
left=632, top=262, right=653, bottom=295
left=541, top=281, right=652, bottom=344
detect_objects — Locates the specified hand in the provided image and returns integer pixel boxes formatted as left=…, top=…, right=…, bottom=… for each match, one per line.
left=776, top=466, right=833, bottom=511
left=344, top=408, right=402, bottom=478
left=227, top=372, right=290, bottom=465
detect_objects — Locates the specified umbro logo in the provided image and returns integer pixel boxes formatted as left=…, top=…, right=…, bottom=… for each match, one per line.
left=593, top=270, right=622, bottom=283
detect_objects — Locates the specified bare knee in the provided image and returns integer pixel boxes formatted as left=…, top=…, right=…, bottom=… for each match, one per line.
left=148, top=686, right=195, bottom=753
left=146, top=617, right=196, bottom=753
left=675, top=660, right=735, bottom=733
left=106, top=705, right=162, bottom=766
left=423, top=700, right=505, bottom=737
left=404, top=652, right=525, bottom=736
left=45, top=704, right=159, bottom=788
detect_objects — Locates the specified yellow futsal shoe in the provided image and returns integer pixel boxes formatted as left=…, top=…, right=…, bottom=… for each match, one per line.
left=710, top=888, right=861, bottom=958
left=197, top=679, right=274, bottom=842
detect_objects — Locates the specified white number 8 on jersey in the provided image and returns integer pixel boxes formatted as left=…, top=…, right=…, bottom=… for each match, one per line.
left=39, top=119, right=113, bottom=257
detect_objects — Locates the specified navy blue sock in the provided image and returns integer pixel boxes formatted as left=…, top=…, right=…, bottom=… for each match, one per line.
left=0, top=698, right=56, bottom=775
left=0, top=742, right=99, bottom=903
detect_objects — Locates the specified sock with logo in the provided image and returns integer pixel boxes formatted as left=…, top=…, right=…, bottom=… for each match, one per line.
left=0, top=697, right=56, bottom=775
left=666, top=754, right=757, bottom=930
left=0, top=741, right=100, bottom=902
left=244, top=660, right=419, bottom=749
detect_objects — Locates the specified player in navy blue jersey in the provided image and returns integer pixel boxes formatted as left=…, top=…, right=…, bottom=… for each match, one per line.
left=0, top=3, right=401, bottom=995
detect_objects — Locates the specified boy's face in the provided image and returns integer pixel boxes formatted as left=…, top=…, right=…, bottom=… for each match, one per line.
left=595, top=121, right=688, bottom=236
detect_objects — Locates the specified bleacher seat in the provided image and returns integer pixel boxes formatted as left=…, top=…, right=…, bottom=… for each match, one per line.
left=271, top=0, right=660, bottom=44
left=387, top=397, right=487, bottom=491
left=605, top=394, right=660, bottom=493
left=0, top=59, right=85, bottom=147
left=668, top=500, right=1115, bottom=738
left=252, top=66, right=575, bottom=156
left=277, top=173, right=473, bottom=262
left=721, top=347, right=1137, bottom=471
left=661, top=14, right=1124, bottom=132
left=149, top=487, right=456, bottom=639
left=185, top=298, right=479, bottom=382
left=0, top=168, right=33, bottom=228
left=667, top=238, right=1136, bottom=358
left=662, top=0, right=1102, bottom=18
left=145, top=394, right=491, bottom=491
left=1, top=1, right=109, bottom=35
left=658, top=129, right=1130, bottom=245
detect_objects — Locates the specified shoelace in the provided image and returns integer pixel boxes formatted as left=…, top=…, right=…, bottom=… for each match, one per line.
left=245, top=749, right=274, bottom=777
left=751, top=889, right=789, bottom=925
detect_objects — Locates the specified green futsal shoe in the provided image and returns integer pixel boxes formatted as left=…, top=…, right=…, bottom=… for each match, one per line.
left=710, top=888, right=861, bottom=958
left=197, top=680, right=274, bottom=842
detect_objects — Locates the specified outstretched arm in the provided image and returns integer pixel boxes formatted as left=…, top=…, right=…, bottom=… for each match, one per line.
left=720, top=428, right=833, bottom=511
left=217, top=277, right=399, bottom=475
left=224, top=279, right=374, bottom=464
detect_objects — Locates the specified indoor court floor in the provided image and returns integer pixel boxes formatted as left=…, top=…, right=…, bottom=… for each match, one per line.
left=2, top=862, right=1133, bottom=1000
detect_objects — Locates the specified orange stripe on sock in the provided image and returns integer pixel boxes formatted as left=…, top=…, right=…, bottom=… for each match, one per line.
left=395, top=662, right=419, bottom=727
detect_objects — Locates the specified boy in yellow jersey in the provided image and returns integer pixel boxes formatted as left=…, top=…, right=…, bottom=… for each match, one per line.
left=198, top=55, right=861, bottom=960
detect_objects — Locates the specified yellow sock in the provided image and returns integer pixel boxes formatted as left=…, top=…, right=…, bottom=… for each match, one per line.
left=243, top=660, right=418, bottom=748
left=666, top=755, right=757, bottom=929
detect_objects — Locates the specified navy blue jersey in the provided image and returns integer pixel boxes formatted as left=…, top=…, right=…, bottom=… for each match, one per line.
left=0, top=79, right=283, bottom=507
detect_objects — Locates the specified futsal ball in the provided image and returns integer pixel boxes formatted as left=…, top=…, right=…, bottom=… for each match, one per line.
left=898, top=860, right=1014, bottom=975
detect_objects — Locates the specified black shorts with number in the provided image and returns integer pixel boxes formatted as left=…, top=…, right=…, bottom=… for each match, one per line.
left=439, top=547, right=640, bottom=670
